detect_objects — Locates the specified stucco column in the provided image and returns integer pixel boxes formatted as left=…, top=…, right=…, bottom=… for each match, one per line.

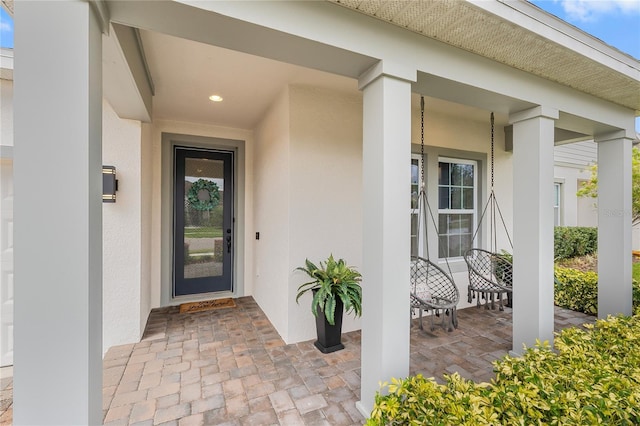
left=595, top=132, right=633, bottom=318
left=510, top=106, right=558, bottom=353
left=356, top=65, right=414, bottom=416
left=13, top=2, right=103, bottom=424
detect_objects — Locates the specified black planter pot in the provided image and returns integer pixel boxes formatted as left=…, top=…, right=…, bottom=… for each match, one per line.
left=314, top=297, right=345, bottom=354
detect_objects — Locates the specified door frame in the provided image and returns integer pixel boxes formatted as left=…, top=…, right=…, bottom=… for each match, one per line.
left=161, top=133, right=246, bottom=305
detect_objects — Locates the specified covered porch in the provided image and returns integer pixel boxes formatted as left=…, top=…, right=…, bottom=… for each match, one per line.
left=9, top=1, right=637, bottom=423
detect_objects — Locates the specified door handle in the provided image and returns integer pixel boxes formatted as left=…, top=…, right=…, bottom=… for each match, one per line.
left=226, top=229, right=232, bottom=253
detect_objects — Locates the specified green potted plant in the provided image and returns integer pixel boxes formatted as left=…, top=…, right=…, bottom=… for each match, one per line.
left=296, top=254, right=363, bottom=353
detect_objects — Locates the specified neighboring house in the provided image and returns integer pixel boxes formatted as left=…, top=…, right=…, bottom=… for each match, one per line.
left=3, top=1, right=639, bottom=423
left=554, top=140, right=640, bottom=249
left=554, top=141, right=599, bottom=228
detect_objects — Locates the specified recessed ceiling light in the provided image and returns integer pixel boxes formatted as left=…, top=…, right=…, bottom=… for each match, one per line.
left=209, top=95, right=223, bottom=102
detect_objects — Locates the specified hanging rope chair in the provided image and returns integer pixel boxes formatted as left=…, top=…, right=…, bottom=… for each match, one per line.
left=411, top=96, right=460, bottom=332
left=464, top=113, right=513, bottom=311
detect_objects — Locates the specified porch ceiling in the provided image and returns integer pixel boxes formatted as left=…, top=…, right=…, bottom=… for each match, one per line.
left=137, top=30, right=361, bottom=129
left=124, top=29, right=496, bottom=129
left=329, top=0, right=640, bottom=114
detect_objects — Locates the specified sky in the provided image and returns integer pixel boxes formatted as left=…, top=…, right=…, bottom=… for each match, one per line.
left=528, top=0, right=640, bottom=131
left=529, top=0, right=640, bottom=59
left=0, top=1, right=638, bottom=129
left=0, top=7, right=11, bottom=49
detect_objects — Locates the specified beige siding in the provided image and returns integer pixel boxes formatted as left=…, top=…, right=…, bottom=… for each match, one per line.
left=554, top=141, right=597, bottom=168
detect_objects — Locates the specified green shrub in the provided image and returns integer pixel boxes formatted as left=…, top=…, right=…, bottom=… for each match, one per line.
left=554, top=267, right=599, bottom=314
left=367, top=315, right=640, bottom=425
left=554, top=267, right=640, bottom=315
left=554, top=226, right=597, bottom=260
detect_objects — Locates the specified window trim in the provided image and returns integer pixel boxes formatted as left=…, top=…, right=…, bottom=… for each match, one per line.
left=411, top=153, right=425, bottom=257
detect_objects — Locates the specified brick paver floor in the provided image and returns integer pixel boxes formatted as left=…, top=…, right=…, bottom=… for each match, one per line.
left=0, top=367, right=11, bottom=426
left=0, top=297, right=594, bottom=425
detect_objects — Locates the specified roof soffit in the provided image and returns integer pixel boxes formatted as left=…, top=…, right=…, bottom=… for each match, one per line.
left=1, top=0, right=12, bottom=14
left=329, top=0, right=640, bottom=114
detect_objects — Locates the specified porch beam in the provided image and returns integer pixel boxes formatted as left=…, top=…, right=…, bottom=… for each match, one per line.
left=356, top=66, right=414, bottom=416
left=510, top=106, right=558, bottom=353
left=13, top=1, right=103, bottom=424
left=595, top=131, right=633, bottom=317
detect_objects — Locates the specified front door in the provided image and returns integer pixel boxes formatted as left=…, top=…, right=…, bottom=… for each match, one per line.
left=174, top=148, right=234, bottom=296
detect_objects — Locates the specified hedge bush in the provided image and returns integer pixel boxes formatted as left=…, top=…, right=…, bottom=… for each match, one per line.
left=554, top=267, right=600, bottom=315
left=554, top=267, right=640, bottom=315
left=554, top=226, right=598, bottom=260
left=367, top=314, right=640, bottom=425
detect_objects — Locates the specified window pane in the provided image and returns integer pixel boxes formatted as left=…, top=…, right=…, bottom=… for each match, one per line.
left=451, top=164, right=463, bottom=186
left=439, top=214, right=448, bottom=234
left=439, top=187, right=450, bottom=209
left=449, top=235, right=462, bottom=257
left=462, top=164, right=474, bottom=186
left=554, top=183, right=561, bottom=226
left=451, top=187, right=462, bottom=209
left=461, top=234, right=472, bottom=255
left=411, top=159, right=420, bottom=209
left=448, top=214, right=461, bottom=234
left=458, top=214, right=472, bottom=234
left=463, top=188, right=474, bottom=209
left=439, top=162, right=449, bottom=185
left=439, top=237, right=448, bottom=258
left=184, top=158, right=225, bottom=279
left=411, top=160, right=420, bottom=185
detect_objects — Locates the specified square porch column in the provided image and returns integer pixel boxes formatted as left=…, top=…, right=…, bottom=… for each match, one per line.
left=356, top=65, right=414, bottom=416
left=13, top=2, right=103, bottom=424
left=595, top=131, right=633, bottom=317
left=510, top=106, right=558, bottom=353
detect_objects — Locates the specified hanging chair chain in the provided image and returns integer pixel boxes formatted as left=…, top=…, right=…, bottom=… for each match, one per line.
left=420, top=95, right=428, bottom=260
left=490, top=112, right=495, bottom=190
left=420, top=96, right=425, bottom=187
left=470, top=111, right=514, bottom=251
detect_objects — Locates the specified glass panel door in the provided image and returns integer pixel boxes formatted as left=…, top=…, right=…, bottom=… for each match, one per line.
left=174, top=148, right=233, bottom=296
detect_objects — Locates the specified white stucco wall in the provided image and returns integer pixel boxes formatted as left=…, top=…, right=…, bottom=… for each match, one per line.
left=102, top=99, right=145, bottom=351
left=287, top=85, right=363, bottom=343
left=253, top=88, right=292, bottom=339
left=253, top=86, right=514, bottom=343
left=140, top=122, right=153, bottom=334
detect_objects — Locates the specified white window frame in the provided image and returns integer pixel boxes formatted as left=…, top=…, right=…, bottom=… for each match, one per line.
left=554, top=182, right=562, bottom=227
left=437, top=157, right=478, bottom=260
left=410, top=154, right=423, bottom=257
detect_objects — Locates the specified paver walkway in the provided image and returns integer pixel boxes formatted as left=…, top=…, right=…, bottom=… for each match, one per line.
left=0, top=297, right=594, bottom=425
left=0, top=367, right=11, bottom=426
